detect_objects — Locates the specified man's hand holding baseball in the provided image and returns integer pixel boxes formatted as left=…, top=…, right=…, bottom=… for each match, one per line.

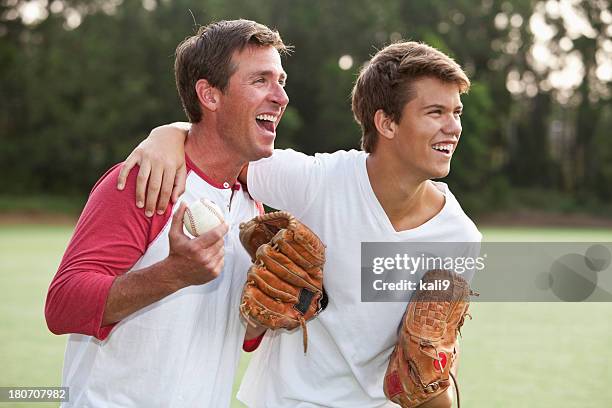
left=166, top=202, right=228, bottom=287
left=101, top=203, right=228, bottom=326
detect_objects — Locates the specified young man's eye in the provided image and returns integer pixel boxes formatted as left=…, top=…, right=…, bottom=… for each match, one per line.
left=428, top=110, right=442, bottom=115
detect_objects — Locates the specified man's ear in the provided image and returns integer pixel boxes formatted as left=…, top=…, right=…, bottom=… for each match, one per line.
left=373, top=109, right=397, bottom=141
left=195, top=79, right=221, bottom=112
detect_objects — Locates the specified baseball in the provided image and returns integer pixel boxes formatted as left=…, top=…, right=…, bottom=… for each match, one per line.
left=183, top=198, right=224, bottom=237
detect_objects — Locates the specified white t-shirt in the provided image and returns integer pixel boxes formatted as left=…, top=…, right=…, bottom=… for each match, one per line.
left=238, top=149, right=481, bottom=408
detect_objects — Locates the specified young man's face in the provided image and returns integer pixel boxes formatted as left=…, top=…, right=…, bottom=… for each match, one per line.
left=392, top=77, right=463, bottom=180
left=216, top=45, right=289, bottom=162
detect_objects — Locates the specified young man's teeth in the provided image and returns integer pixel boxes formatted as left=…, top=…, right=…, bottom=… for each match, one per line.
left=432, top=144, right=452, bottom=152
left=256, top=114, right=276, bottom=122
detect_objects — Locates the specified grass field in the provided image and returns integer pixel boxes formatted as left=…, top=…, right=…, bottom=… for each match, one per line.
left=1, top=225, right=611, bottom=407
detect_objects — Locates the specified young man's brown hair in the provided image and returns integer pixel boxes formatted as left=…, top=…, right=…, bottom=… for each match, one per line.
left=175, top=19, right=290, bottom=123
left=352, top=41, right=470, bottom=153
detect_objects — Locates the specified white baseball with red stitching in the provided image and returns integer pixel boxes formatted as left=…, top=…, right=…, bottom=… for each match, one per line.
left=183, top=198, right=224, bottom=237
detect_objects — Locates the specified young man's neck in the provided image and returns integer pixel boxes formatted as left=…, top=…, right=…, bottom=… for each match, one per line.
left=366, top=152, right=444, bottom=232
left=185, top=122, right=245, bottom=186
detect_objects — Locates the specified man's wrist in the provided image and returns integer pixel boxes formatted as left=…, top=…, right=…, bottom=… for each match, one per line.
left=244, top=322, right=267, bottom=340
left=157, top=256, right=190, bottom=292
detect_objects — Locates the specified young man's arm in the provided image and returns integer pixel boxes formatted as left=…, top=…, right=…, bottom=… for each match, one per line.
left=116, top=123, right=324, bottom=219
left=45, top=164, right=227, bottom=339
left=117, top=123, right=190, bottom=217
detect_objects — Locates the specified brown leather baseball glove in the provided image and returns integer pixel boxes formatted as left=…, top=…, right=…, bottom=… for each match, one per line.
left=239, top=211, right=326, bottom=353
left=384, top=269, right=476, bottom=408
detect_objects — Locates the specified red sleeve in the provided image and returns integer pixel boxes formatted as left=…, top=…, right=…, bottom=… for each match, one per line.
left=243, top=331, right=266, bottom=352
left=44, top=164, right=172, bottom=340
left=256, top=201, right=264, bottom=215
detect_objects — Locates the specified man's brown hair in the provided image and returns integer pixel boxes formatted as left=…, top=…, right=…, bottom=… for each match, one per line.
left=351, top=41, right=470, bottom=153
left=175, top=19, right=289, bottom=123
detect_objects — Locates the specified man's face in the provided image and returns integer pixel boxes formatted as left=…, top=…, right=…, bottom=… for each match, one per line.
left=216, top=45, right=288, bottom=162
left=391, top=77, right=463, bottom=180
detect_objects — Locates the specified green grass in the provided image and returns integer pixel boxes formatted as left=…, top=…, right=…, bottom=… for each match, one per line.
left=0, top=196, right=84, bottom=215
left=482, top=226, right=612, bottom=242
left=461, top=302, right=612, bottom=407
left=0, top=225, right=74, bottom=408
left=1, top=225, right=611, bottom=407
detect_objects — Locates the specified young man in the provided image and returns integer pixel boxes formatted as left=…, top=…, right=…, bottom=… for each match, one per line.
left=121, top=41, right=481, bottom=407
left=45, top=19, right=288, bottom=407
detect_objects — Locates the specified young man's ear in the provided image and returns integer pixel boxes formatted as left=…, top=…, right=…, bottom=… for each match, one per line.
left=195, top=79, right=221, bottom=112
left=373, top=109, right=397, bottom=140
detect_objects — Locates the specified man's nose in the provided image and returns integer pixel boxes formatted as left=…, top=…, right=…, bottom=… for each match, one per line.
left=444, top=115, right=462, bottom=136
left=270, top=83, right=289, bottom=107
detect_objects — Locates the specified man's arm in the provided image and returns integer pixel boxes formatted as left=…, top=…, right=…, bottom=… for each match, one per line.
left=117, top=122, right=189, bottom=217
left=101, top=204, right=227, bottom=325
left=244, top=324, right=266, bottom=342
left=45, top=165, right=227, bottom=339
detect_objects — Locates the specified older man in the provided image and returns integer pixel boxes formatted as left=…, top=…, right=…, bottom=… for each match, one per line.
left=45, top=19, right=288, bottom=407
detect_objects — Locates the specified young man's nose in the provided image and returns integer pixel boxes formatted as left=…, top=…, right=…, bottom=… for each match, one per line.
left=443, top=115, right=462, bottom=136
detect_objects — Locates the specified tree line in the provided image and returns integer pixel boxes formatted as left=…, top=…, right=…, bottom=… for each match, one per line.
left=1, top=0, right=610, bottom=215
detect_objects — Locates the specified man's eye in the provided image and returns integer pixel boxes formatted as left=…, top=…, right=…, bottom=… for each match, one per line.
left=428, top=110, right=442, bottom=115
left=454, top=111, right=463, bottom=117
left=255, top=78, right=265, bottom=84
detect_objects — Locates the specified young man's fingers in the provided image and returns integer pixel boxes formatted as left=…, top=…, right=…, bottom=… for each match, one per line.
left=171, top=164, right=188, bottom=204
left=157, top=166, right=177, bottom=215
left=144, top=166, right=164, bottom=217
left=134, top=161, right=152, bottom=209
left=117, top=152, right=141, bottom=190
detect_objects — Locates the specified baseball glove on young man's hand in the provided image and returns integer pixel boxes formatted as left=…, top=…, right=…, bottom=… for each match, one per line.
left=384, top=269, right=476, bottom=408
left=239, top=211, right=326, bottom=353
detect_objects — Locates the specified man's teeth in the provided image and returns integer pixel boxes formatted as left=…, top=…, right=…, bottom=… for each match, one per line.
left=256, top=114, right=277, bottom=122
left=432, top=144, right=453, bottom=152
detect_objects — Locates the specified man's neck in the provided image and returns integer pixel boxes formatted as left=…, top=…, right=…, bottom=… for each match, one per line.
left=185, top=122, right=245, bottom=186
left=366, top=152, right=444, bottom=231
